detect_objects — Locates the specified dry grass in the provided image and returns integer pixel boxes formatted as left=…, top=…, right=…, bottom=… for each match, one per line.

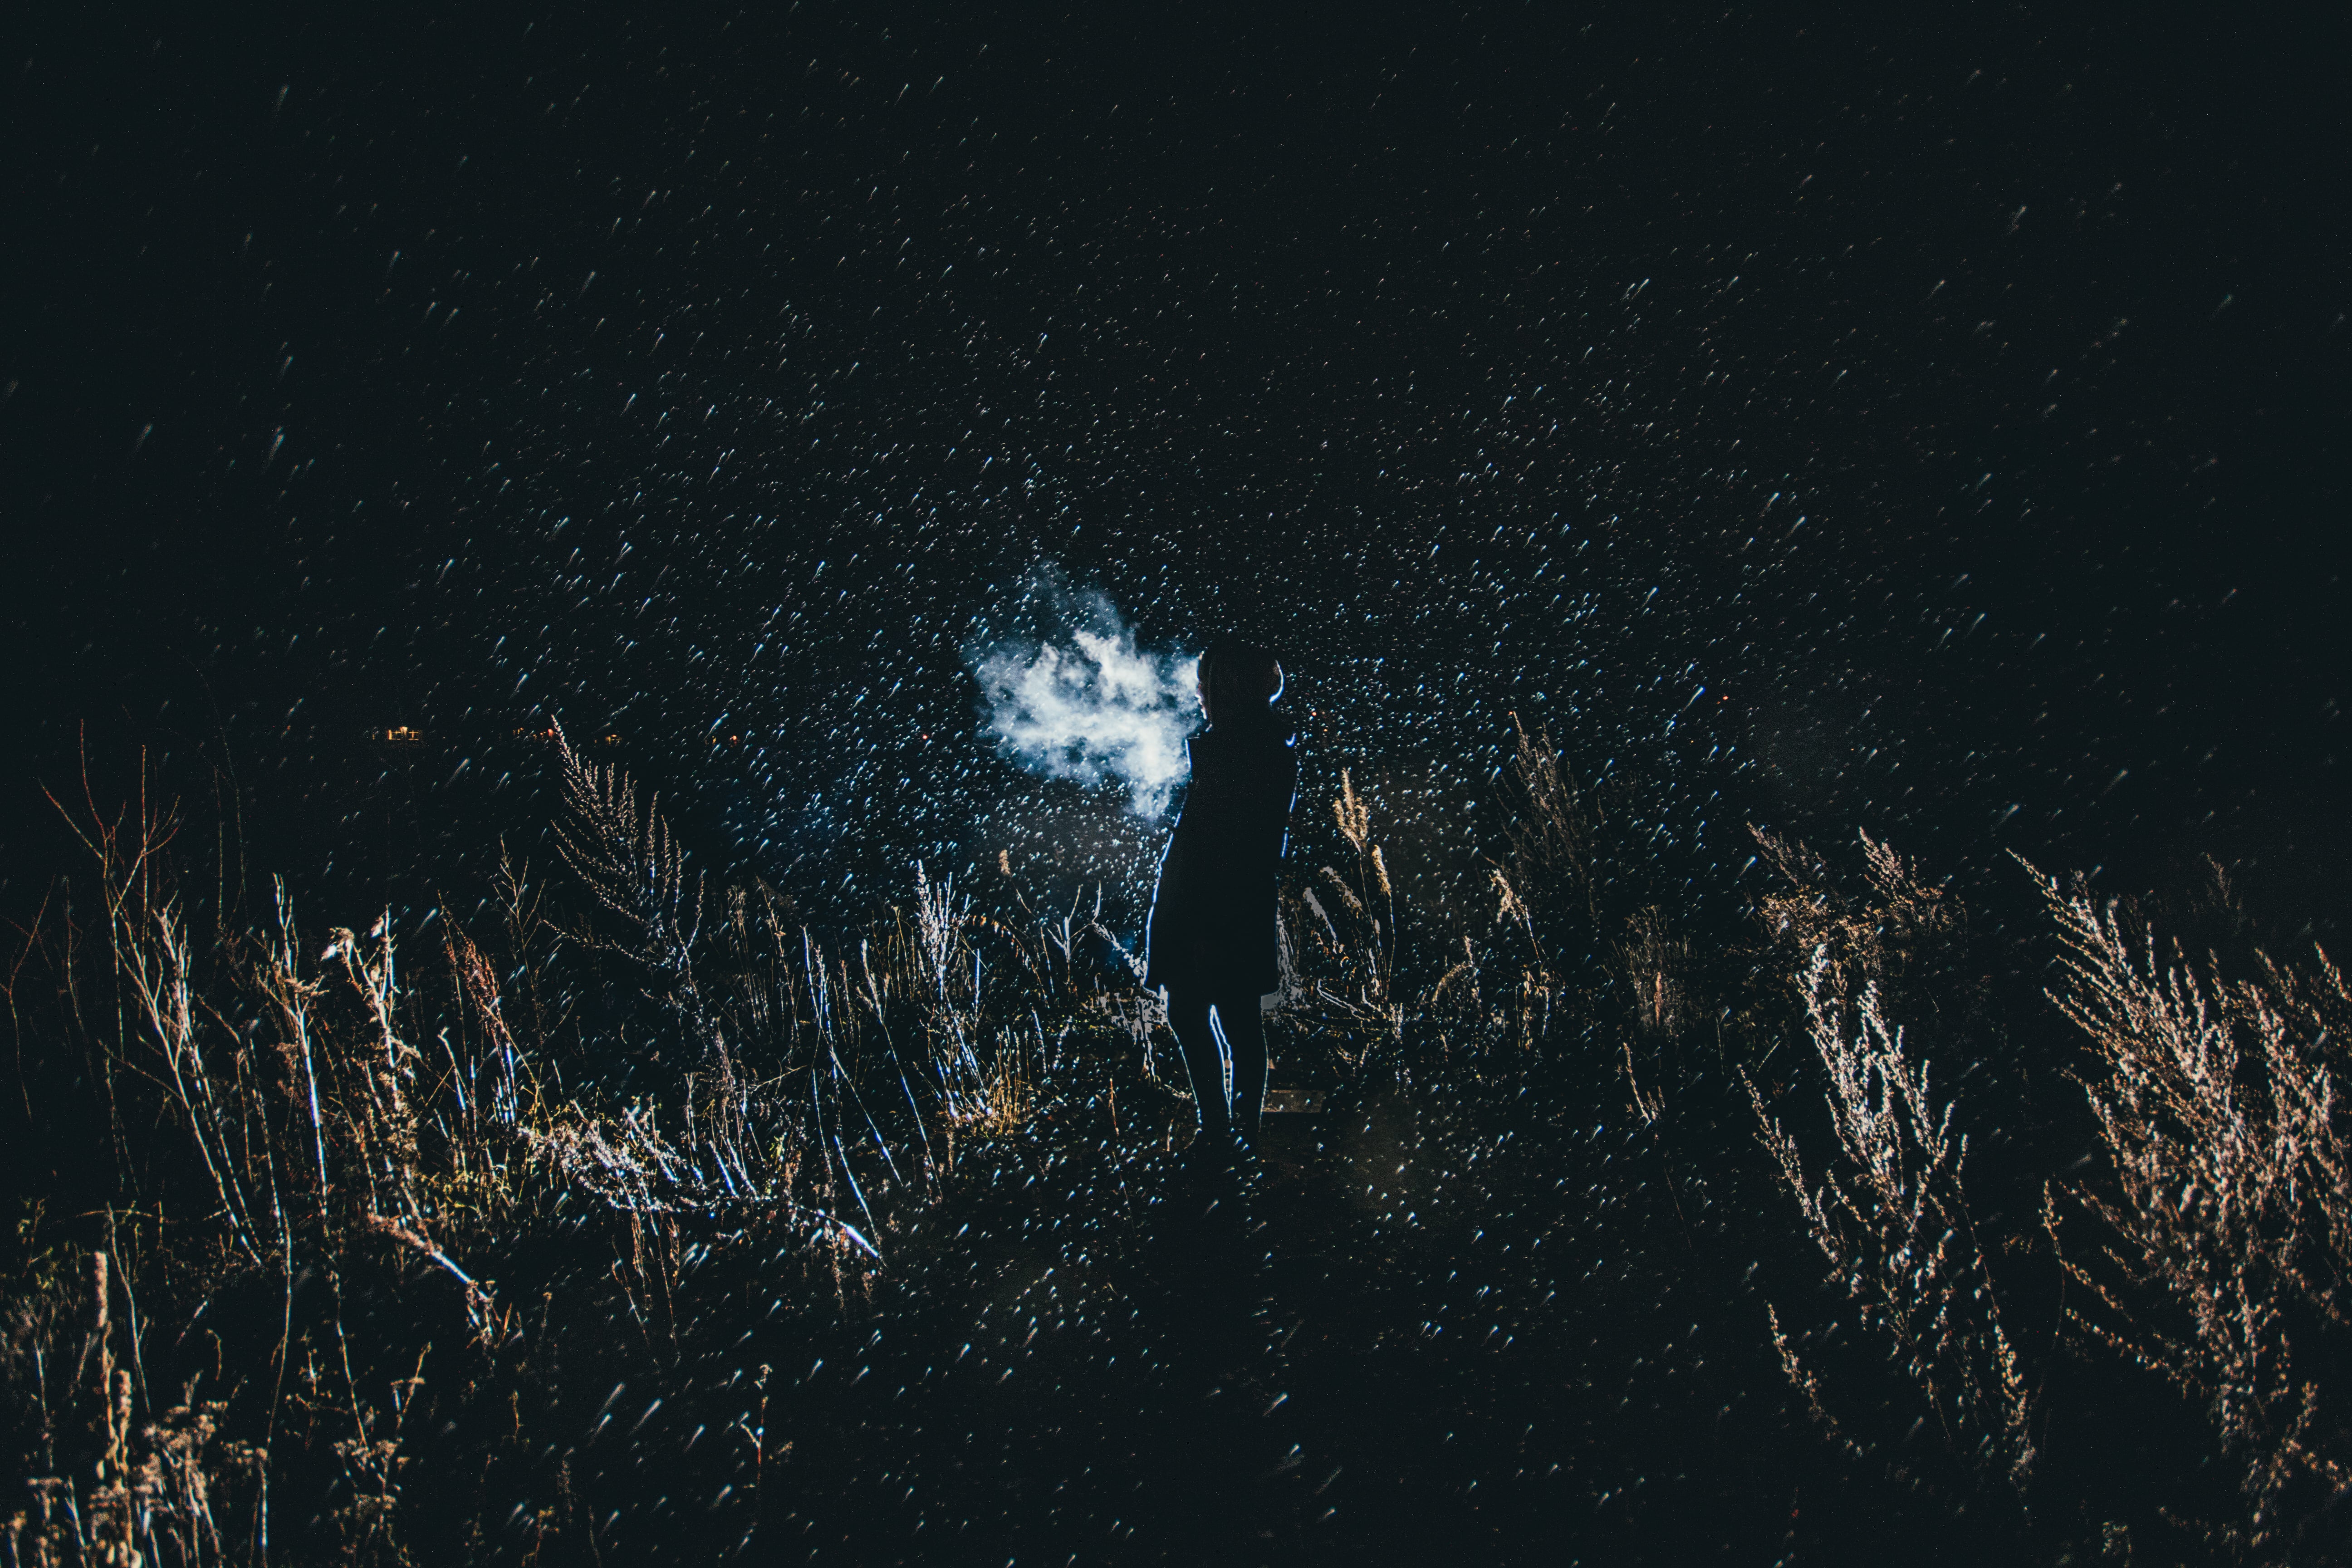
left=1745, top=831, right=2035, bottom=1494
left=0, top=736, right=1177, bottom=1562
left=10, top=724, right=2352, bottom=1562
left=2031, top=859, right=2352, bottom=1550
left=1747, top=831, right=2352, bottom=1547
left=1283, top=769, right=1403, bottom=1051
left=1752, top=826, right=1969, bottom=1018
left=1748, top=948, right=2036, bottom=1489
left=7, top=1252, right=263, bottom=1568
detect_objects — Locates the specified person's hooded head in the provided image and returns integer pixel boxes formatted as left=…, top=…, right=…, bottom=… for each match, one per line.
left=1196, top=638, right=1283, bottom=727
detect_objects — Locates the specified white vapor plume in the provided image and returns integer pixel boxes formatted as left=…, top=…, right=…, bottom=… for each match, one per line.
left=970, top=576, right=1200, bottom=817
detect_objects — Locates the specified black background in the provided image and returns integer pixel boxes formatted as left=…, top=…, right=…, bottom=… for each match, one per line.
left=5, top=2, right=2347, bottom=935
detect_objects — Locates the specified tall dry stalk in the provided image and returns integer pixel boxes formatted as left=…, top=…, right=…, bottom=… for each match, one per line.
left=1748, top=951, right=2035, bottom=1489
left=1614, top=906, right=1690, bottom=1043
left=1748, top=831, right=2032, bottom=1493
left=1499, top=715, right=1594, bottom=926
left=2030, top=862, right=2352, bottom=1547
left=1282, top=769, right=1403, bottom=1061
left=551, top=724, right=705, bottom=991
left=1480, top=718, right=1602, bottom=1055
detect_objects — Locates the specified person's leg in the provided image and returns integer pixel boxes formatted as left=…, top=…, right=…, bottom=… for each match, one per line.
left=1211, top=995, right=1268, bottom=1140
left=1166, top=990, right=1230, bottom=1135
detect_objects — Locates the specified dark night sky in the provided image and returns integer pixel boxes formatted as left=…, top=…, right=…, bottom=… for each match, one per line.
left=4, top=4, right=2347, bottom=936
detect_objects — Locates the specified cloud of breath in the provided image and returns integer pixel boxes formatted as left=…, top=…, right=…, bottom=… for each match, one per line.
left=970, top=582, right=1199, bottom=818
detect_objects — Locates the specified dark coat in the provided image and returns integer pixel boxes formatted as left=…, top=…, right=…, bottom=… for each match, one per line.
left=1144, top=715, right=1299, bottom=997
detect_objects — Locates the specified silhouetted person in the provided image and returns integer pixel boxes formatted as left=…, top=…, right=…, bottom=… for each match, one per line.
left=1146, top=639, right=1298, bottom=1152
